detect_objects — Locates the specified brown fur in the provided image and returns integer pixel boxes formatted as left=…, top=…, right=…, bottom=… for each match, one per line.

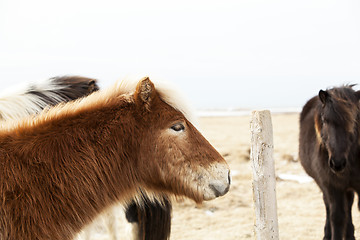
left=0, top=77, right=229, bottom=240
left=11, top=75, right=172, bottom=240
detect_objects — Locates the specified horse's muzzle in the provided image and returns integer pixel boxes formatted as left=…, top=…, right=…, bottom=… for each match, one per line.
left=209, top=171, right=231, bottom=197
left=329, top=157, right=346, bottom=173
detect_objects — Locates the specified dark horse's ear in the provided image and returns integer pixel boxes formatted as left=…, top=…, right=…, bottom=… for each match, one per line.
left=319, top=90, right=330, bottom=105
left=134, top=77, right=157, bottom=111
left=355, top=91, right=360, bottom=100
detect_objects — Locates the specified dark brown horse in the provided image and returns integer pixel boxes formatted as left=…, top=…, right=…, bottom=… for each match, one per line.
left=0, top=77, right=230, bottom=240
left=299, top=85, right=360, bottom=240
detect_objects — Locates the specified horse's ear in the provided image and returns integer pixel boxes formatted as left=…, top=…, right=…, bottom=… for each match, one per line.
left=134, top=77, right=156, bottom=110
left=355, top=90, right=360, bottom=100
left=319, top=90, right=329, bottom=104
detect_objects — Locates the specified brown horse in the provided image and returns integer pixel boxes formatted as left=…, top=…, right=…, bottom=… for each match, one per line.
left=0, top=75, right=172, bottom=240
left=0, top=77, right=230, bottom=240
left=299, top=85, right=360, bottom=240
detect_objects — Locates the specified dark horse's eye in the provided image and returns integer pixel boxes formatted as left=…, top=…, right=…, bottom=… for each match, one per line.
left=171, top=123, right=185, bottom=132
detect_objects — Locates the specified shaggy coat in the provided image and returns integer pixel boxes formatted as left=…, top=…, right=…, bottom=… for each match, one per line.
left=1, top=76, right=173, bottom=240
left=0, top=77, right=230, bottom=240
left=299, top=85, right=360, bottom=240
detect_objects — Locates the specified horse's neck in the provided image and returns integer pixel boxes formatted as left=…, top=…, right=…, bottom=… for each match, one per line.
left=0, top=101, right=141, bottom=240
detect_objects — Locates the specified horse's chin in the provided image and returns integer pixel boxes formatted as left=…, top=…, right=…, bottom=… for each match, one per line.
left=203, top=193, right=217, bottom=201
left=203, top=190, right=220, bottom=201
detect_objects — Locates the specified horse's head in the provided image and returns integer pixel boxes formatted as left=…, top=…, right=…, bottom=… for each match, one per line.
left=133, top=77, right=230, bottom=202
left=317, top=86, right=360, bottom=173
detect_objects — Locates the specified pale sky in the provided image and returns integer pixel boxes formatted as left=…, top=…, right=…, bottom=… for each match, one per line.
left=0, top=0, right=359, bottom=109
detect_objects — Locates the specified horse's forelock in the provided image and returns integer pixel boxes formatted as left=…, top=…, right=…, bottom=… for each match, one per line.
left=322, top=86, right=359, bottom=133
left=154, top=81, right=197, bottom=125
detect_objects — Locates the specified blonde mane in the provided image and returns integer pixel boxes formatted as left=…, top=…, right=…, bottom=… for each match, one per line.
left=0, top=77, right=197, bottom=131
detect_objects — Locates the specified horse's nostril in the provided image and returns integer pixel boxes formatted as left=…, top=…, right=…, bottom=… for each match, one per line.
left=228, top=171, right=231, bottom=185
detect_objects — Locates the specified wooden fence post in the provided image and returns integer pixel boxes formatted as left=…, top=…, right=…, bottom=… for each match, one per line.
left=250, top=110, right=279, bottom=240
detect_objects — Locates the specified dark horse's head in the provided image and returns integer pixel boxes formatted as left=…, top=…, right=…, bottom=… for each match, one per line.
left=316, top=85, right=360, bottom=173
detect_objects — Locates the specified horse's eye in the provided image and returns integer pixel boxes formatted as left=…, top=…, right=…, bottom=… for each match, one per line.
left=171, top=123, right=185, bottom=132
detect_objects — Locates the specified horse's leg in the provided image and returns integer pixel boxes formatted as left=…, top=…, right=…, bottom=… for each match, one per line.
left=345, top=191, right=355, bottom=240
left=125, top=201, right=146, bottom=240
left=125, top=196, right=172, bottom=240
left=325, top=188, right=347, bottom=240
left=323, top=194, right=331, bottom=240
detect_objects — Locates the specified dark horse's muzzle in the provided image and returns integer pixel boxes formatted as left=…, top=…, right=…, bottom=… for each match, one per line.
left=329, top=157, right=347, bottom=172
